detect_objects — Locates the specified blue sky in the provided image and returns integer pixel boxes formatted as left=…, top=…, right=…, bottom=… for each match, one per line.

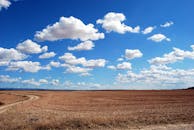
left=0, top=0, right=194, bottom=90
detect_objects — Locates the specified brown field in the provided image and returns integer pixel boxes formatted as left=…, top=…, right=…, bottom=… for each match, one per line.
left=0, top=92, right=28, bottom=105
left=0, top=90, right=194, bottom=130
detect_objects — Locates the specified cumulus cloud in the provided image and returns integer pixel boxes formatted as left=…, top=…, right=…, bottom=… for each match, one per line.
left=142, top=26, right=155, bottom=34
left=117, top=62, right=132, bottom=70
left=59, top=53, right=106, bottom=68
left=16, top=39, right=48, bottom=54
left=59, top=53, right=85, bottom=65
left=0, top=47, right=27, bottom=66
left=147, top=34, right=171, bottom=42
left=116, top=64, right=194, bottom=89
left=35, top=16, right=104, bottom=42
left=63, top=81, right=101, bottom=89
left=59, top=53, right=106, bottom=75
left=0, top=0, right=11, bottom=10
left=160, top=21, right=174, bottom=28
left=117, top=58, right=124, bottom=62
left=107, top=65, right=116, bottom=70
left=0, top=75, right=20, bottom=83
left=149, top=45, right=194, bottom=65
left=60, top=63, right=92, bottom=76
left=84, top=59, right=106, bottom=68
left=125, top=49, right=143, bottom=60
left=97, top=12, right=140, bottom=34
left=22, top=79, right=40, bottom=86
left=107, top=62, right=132, bottom=70
left=49, top=61, right=61, bottom=68
left=7, top=61, right=42, bottom=73
left=0, top=75, right=61, bottom=87
left=68, top=41, right=95, bottom=51
left=39, top=52, right=56, bottom=59
left=51, top=79, right=60, bottom=86
left=21, top=78, right=59, bottom=86
left=66, top=66, right=92, bottom=74
left=39, top=79, right=48, bottom=84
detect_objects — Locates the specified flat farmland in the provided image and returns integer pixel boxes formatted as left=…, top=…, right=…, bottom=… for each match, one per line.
left=0, top=90, right=194, bottom=130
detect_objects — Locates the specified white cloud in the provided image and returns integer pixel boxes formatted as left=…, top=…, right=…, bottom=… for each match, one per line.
left=191, top=45, right=194, bottom=50
left=21, top=78, right=59, bottom=86
left=0, top=75, right=20, bottom=83
left=125, top=49, right=143, bottom=60
left=51, top=79, right=60, bottom=86
left=66, top=66, right=92, bottom=74
left=147, top=34, right=171, bottom=42
left=7, top=61, right=42, bottom=73
left=68, top=41, right=95, bottom=51
left=39, top=52, right=56, bottom=59
left=117, top=58, right=124, bottom=61
left=39, top=79, right=48, bottom=84
left=49, top=61, right=61, bottom=68
left=107, top=65, right=116, bottom=70
left=107, top=62, right=132, bottom=70
left=142, top=26, right=155, bottom=34
left=63, top=81, right=101, bottom=89
left=117, top=62, right=132, bottom=70
left=116, top=64, right=194, bottom=89
left=97, top=12, right=140, bottom=34
left=149, top=45, right=194, bottom=65
left=61, top=64, right=92, bottom=76
left=59, top=53, right=106, bottom=76
left=0, top=0, right=11, bottom=10
left=16, top=39, right=48, bottom=54
left=22, top=79, right=40, bottom=86
left=84, top=59, right=106, bottom=68
left=0, top=47, right=27, bottom=66
left=41, top=65, right=51, bottom=71
left=59, top=53, right=86, bottom=65
left=59, top=53, right=106, bottom=68
left=79, top=72, right=91, bottom=77
left=35, top=16, right=104, bottom=42
left=160, top=21, right=174, bottom=28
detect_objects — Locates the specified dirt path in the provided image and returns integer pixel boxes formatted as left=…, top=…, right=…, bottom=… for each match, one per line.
left=0, top=94, right=39, bottom=114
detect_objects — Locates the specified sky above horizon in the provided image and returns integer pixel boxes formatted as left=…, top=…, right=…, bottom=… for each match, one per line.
left=1, top=0, right=194, bottom=90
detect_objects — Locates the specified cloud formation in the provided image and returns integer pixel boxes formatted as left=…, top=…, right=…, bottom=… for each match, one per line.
left=16, top=39, right=48, bottom=54
left=142, top=26, right=155, bottom=34
left=147, top=34, right=171, bottom=42
left=107, top=62, right=132, bottom=70
left=0, top=0, right=11, bottom=10
left=117, top=62, right=132, bottom=70
left=160, top=21, right=174, bottom=28
left=149, top=45, right=194, bottom=65
left=39, top=52, right=56, bottom=59
left=116, top=65, right=194, bottom=89
left=59, top=53, right=106, bottom=68
left=97, top=12, right=140, bottom=34
left=7, top=61, right=42, bottom=73
left=68, top=41, right=95, bottom=51
left=35, top=16, right=104, bottom=42
left=0, top=75, right=20, bottom=83
left=125, top=49, right=143, bottom=60
left=0, top=47, right=27, bottom=66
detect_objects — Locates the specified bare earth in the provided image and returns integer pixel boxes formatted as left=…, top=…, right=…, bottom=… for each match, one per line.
left=0, top=90, right=194, bottom=130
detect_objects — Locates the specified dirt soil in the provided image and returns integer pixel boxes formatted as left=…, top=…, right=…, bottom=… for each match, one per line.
left=0, top=92, right=28, bottom=105
left=0, top=90, right=194, bottom=130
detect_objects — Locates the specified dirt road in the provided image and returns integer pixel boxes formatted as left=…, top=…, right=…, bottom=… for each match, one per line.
left=0, top=94, right=39, bottom=114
